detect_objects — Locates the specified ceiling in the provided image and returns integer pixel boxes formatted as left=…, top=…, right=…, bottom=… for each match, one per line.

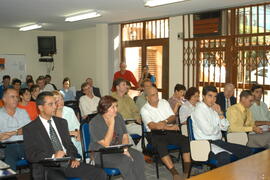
left=0, top=0, right=268, bottom=31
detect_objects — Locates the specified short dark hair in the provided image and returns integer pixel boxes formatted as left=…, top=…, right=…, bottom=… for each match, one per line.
left=30, top=84, right=40, bottom=93
left=240, top=90, right=252, bottom=99
left=97, top=96, right=118, bottom=115
left=19, top=88, right=30, bottom=96
left=113, top=78, right=126, bottom=89
left=185, top=87, right=200, bottom=100
left=202, top=85, right=217, bottom=96
left=3, top=75, right=10, bottom=81
left=36, top=76, right=45, bottom=83
left=12, top=78, right=21, bottom=85
left=26, top=79, right=34, bottom=84
left=45, top=74, right=51, bottom=79
left=63, top=77, right=70, bottom=85
left=81, top=82, right=89, bottom=91
left=36, top=91, right=54, bottom=106
left=174, top=84, right=186, bottom=92
left=251, top=84, right=263, bottom=92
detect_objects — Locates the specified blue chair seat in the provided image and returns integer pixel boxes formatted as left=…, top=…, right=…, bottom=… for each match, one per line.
left=251, top=147, right=265, bottom=154
left=130, top=134, right=141, bottom=139
left=67, top=178, right=81, bottom=180
left=104, top=168, right=121, bottom=176
left=16, top=159, right=29, bottom=167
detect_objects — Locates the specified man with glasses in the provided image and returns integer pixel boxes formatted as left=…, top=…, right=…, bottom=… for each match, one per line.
left=0, top=88, right=30, bottom=170
left=23, top=91, right=106, bottom=180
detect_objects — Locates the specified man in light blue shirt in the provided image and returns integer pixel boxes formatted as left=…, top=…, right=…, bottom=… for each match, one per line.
left=0, top=88, right=30, bottom=170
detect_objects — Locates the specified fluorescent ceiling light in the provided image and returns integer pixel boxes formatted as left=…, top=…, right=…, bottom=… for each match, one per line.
left=145, top=0, right=186, bottom=7
left=19, top=24, right=42, bottom=31
left=65, top=12, right=101, bottom=22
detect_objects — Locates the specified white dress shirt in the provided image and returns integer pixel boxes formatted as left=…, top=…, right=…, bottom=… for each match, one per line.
left=179, top=101, right=197, bottom=124
left=79, top=95, right=100, bottom=117
left=39, top=116, right=66, bottom=153
left=191, top=102, right=230, bottom=154
left=141, top=99, right=174, bottom=132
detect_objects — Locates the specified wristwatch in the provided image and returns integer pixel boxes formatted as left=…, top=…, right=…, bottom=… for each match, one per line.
left=124, top=148, right=128, bottom=152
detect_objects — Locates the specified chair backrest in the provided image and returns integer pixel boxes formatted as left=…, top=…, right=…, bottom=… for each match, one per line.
left=187, top=116, right=195, bottom=141
left=227, top=132, right=248, bottom=146
left=80, top=123, right=90, bottom=161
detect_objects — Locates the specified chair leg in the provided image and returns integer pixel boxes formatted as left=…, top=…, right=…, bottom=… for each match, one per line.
left=155, top=156, right=159, bottom=179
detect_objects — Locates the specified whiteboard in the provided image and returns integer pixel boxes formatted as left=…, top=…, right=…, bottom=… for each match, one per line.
left=0, top=54, right=27, bottom=82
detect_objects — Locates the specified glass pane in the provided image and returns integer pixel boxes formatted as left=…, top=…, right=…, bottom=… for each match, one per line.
left=146, top=46, right=163, bottom=88
left=145, top=19, right=169, bottom=39
left=122, top=23, right=143, bottom=41
left=124, top=47, right=142, bottom=83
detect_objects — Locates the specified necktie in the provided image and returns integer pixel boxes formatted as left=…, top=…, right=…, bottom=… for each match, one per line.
left=48, top=120, right=63, bottom=152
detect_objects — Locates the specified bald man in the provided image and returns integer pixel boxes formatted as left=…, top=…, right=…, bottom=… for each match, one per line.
left=216, top=83, right=236, bottom=113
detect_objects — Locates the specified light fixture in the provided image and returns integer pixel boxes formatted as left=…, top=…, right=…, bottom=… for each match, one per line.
left=19, top=24, right=42, bottom=31
left=65, top=12, right=101, bottom=22
left=145, top=0, right=186, bottom=7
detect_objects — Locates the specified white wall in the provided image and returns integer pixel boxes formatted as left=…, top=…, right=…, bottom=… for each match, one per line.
left=63, top=27, right=96, bottom=90
left=0, top=28, right=64, bottom=87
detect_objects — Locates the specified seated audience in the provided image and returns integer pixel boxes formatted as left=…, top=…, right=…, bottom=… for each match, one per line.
left=168, top=84, right=186, bottom=124
left=179, top=87, right=200, bottom=124
left=0, top=75, right=12, bottom=99
left=18, top=88, right=38, bottom=121
left=21, top=75, right=33, bottom=88
left=11, top=78, right=21, bottom=92
left=60, top=77, right=76, bottom=101
left=79, top=82, right=100, bottom=118
left=216, top=83, right=236, bottom=113
left=23, top=91, right=106, bottom=180
left=136, top=79, right=153, bottom=111
left=45, top=74, right=57, bottom=90
left=30, top=85, right=40, bottom=102
left=250, top=84, right=270, bottom=123
left=53, top=91, right=82, bottom=156
left=138, top=65, right=156, bottom=86
left=111, top=78, right=142, bottom=151
left=37, top=76, right=54, bottom=92
left=90, top=96, right=146, bottom=180
left=227, top=90, right=270, bottom=148
left=112, top=62, right=139, bottom=91
left=86, top=77, right=101, bottom=98
left=0, top=88, right=30, bottom=170
left=192, top=86, right=252, bottom=167
left=141, top=86, right=190, bottom=179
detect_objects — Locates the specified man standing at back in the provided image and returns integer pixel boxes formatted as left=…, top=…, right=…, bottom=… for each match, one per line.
left=23, top=91, right=106, bottom=180
left=216, top=83, right=236, bottom=113
left=112, top=62, right=139, bottom=90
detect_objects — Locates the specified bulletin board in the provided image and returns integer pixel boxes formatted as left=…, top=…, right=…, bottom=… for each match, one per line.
left=0, top=54, right=27, bottom=82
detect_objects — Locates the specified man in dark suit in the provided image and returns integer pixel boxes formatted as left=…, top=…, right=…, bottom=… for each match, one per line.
left=23, top=91, right=106, bottom=180
left=216, top=83, right=237, bottom=113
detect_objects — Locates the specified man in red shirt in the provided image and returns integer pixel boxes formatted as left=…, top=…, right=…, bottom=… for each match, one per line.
left=112, top=62, right=139, bottom=91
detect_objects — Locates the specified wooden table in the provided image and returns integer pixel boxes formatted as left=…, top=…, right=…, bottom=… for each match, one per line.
left=188, top=149, right=270, bottom=180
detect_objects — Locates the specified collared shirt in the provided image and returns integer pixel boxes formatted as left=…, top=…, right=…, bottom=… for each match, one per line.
left=225, top=98, right=231, bottom=110
left=191, top=102, right=229, bottom=141
left=79, top=95, right=100, bottom=117
left=39, top=115, right=66, bottom=153
left=111, top=92, right=140, bottom=121
left=227, top=103, right=255, bottom=132
left=135, top=93, right=147, bottom=111
left=141, top=99, right=174, bottom=132
left=0, top=108, right=30, bottom=142
left=60, top=88, right=75, bottom=102
left=250, top=101, right=270, bottom=122
left=179, top=101, right=197, bottom=124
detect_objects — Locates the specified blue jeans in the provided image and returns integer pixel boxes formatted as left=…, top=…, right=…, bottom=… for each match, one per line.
left=4, top=143, right=25, bottom=170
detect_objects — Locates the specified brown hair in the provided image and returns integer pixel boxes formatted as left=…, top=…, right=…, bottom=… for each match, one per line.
left=81, top=82, right=89, bottom=91
left=185, top=87, right=200, bottom=100
left=97, top=96, right=118, bottom=115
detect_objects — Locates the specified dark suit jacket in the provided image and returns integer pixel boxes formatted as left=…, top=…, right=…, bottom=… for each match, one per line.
left=216, top=92, right=236, bottom=113
left=23, top=116, right=78, bottom=179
